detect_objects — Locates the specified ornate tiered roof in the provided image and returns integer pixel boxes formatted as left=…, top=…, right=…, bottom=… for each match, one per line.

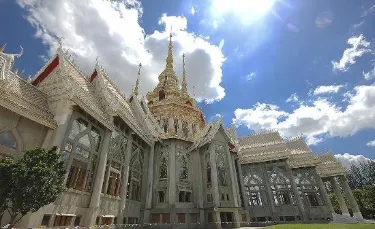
left=0, top=47, right=56, bottom=128
left=316, top=152, right=348, bottom=177
left=285, top=136, right=320, bottom=168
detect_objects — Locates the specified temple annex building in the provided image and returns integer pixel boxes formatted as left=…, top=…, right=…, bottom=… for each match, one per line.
left=0, top=36, right=365, bottom=228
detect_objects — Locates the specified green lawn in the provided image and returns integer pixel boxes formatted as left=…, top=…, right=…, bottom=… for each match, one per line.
left=266, top=224, right=375, bottom=229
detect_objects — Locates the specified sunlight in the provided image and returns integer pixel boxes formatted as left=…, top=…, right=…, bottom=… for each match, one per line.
left=212, top=0, right=276, bottom=24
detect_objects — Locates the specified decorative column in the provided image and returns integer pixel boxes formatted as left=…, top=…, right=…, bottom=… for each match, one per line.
left=226, top=147, right=239, bottom=208
left=209, top=143, right=221, bottom=229
left=51, top=100, right=73, bottom=151
left=197, top=150, right=205, bottom=223
left=330, top=176, right=350, bottom=216
left=84, top=128, right=111, bottom=226
left=209, top=143, right=220, bottom=207
left=144, top=142, right=155, bottom=223
left=41, top=128, right=54, bottom=149
left=317, top=176, right=335, bottom=215
left=168, top=141, right=176, bottom=223
left=261, top=164, right=277, bottom=221
left=118, top=132, right=134, bottom=219
left=285, top=163, right=306, bottom=220
left=340, top=175, right=363, bottom=219
left=236, top=160, right=250, bottom=214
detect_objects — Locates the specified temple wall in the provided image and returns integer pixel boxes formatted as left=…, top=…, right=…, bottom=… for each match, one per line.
left=0, top=106, right=49, bottom=156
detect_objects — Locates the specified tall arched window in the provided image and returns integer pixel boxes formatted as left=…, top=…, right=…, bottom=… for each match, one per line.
left=127, top=143, right=144, bottom=201
left=216, top=145, right=228, bottom=187
left=174, top=119, right=178, bottom=134
left=205, top=152, right=211, bottom=187
left=163, top=119, right=168, bottom=133
left=64, top=117, right=103, bottom=192
left=102, top=131, right=127, bottom=196
left=0, top=131, right=17, bottom=149
left=159, top=152, right=168, bottom=180
left=267, top=165, right=294, bottom=205
left=177, top=151, right=190, bottom=181
left=182, top=121, right=188, bottom=138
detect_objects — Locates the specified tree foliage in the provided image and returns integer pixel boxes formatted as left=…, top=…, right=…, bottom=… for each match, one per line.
left=347, top=161, right=375, bottom=189
left=345, top=160, right=375, bottom=219
left=0, top=147, right=66, bottom=227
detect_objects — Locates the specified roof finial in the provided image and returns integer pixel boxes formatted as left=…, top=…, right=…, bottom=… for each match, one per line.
left=166, top=26, right=174, bottom=69
left=181, top=53, right=188, bottom=94
left=0, top=43, right=6, bottom=52
left=16, top=45, right=23, bottom=58
left=134, top=63, right=142, bottom=96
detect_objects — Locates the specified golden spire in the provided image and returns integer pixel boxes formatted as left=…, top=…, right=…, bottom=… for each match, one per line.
left=181, top=53, right=188, bottom=94
left=166, top=30, right=174, bottom=69
left=134, top=63, right=142, bottom=96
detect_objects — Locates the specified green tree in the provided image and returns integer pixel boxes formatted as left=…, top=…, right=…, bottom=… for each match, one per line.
left=0, top=157, right=16, bottom=222
left=0, top=147, right=66, bottom=227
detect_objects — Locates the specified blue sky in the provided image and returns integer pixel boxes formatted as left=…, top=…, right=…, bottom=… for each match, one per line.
left=1, top=0, right=375, bottom=164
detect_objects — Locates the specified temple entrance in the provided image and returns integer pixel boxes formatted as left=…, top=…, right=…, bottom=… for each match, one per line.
left=220, top=212, right=234, bottom=228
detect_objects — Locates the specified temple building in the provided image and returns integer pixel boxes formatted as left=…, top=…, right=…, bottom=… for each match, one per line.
left=0, top=37, right=364, bottom=228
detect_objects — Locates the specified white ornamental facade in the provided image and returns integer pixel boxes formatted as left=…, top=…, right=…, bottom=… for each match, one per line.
left=0, top=40, right=364, bottom=228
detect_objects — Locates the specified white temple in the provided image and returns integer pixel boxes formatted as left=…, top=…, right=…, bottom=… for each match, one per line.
left=0, top=38, right=364, bottom=228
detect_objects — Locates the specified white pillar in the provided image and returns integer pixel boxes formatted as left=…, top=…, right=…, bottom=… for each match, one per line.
left=261, top=164, right=277, bottom=221
left=226, top=149, right=239, bottom=207
left=51, top=102, right=73, bottom=151
left=144, top=142, right=155, bottom=222
left=84, top=128, right=111, bottom=226
left=168, top=141, right=176, bottom=222
left=236, top=160, right=249, bottom=213
left=285, top=163, right=306, bottom=220
left=118, top=132, right=134, bottom=218
left=209, top=143, right=220, bottom=207
left=340, top=175, right=363, bottom=219
left=317, top=176, right=335, bottom=215
left=41, top=128, right=54, bottom=149
left=331, top=176, right=350, bottom=216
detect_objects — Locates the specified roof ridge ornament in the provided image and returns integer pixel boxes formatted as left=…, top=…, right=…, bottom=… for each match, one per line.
left=0, top=43, right=6, bottom=52
left=181, top=53, right=188, bottom=94
left=133, top=63, right=142, bottom=96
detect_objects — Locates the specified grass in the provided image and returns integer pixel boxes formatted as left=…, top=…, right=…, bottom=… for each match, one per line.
left=265, top=224, right=375, bottom=229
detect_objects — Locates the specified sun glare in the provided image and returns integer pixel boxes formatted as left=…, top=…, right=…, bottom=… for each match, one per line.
left=212, top=0, right=276, bottom=24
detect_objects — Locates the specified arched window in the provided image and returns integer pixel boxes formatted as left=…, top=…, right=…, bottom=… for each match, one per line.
left=102, top=131, right=127, bottom=196
left=127, top=143, right=144, bottom=201
left=177, top=152, right=190, bottom=181
left=267, top=165, right=294, bottom=206
left=159, top=157, right=168, bottom=179
left=182, top=121, right=188, bottom=138
left=216, top=145, right=228, bottom=187
left=174, top=119, right=178, bottom=134
left=0, top=131, right=17, bottom=149
left=159, top=90, right=165, bottom=100
left=205, top=152, right=211, bottom=187
left=64, top=117, right=103, bottom=192
left=163, top=119, right=168, bottom=133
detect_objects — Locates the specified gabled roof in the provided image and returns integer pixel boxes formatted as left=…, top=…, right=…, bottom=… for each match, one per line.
left=189, top=118, right=235, bottom=152
left=0, top=49, right=56, bottom=128
left=316, top=152, right=348, bottom=177
left=238, top=131, right=290, bottom=164
left=286, top=137, right=320, bottom=168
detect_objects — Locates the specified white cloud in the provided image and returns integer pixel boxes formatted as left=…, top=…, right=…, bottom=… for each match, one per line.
left=233, top=84, right=375, bottom=145
left=17, top=0, right=226, bottom=103
left=219, top=39, right=225, bottom=50
left=363, top=67, right=375, bottom=80
left=246, top=72, right=256, bottom=81
left=362, top=4, right=375, bottom=17
left=367, top=139, right=375, bottom=147
left=352, top=20, right=364, bottom=29
left=286, top=93, right=299, bottom=103
left=331, top=34, right=371, bottom=72
left=313, top=85, right=343, bottom=95
left=191, top=6, right=196, bottom=15
left=334, top=153, right=372, bottom=169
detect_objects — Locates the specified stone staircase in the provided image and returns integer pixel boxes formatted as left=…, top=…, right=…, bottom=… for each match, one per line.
left=330, top=213, right=368, bottom=224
